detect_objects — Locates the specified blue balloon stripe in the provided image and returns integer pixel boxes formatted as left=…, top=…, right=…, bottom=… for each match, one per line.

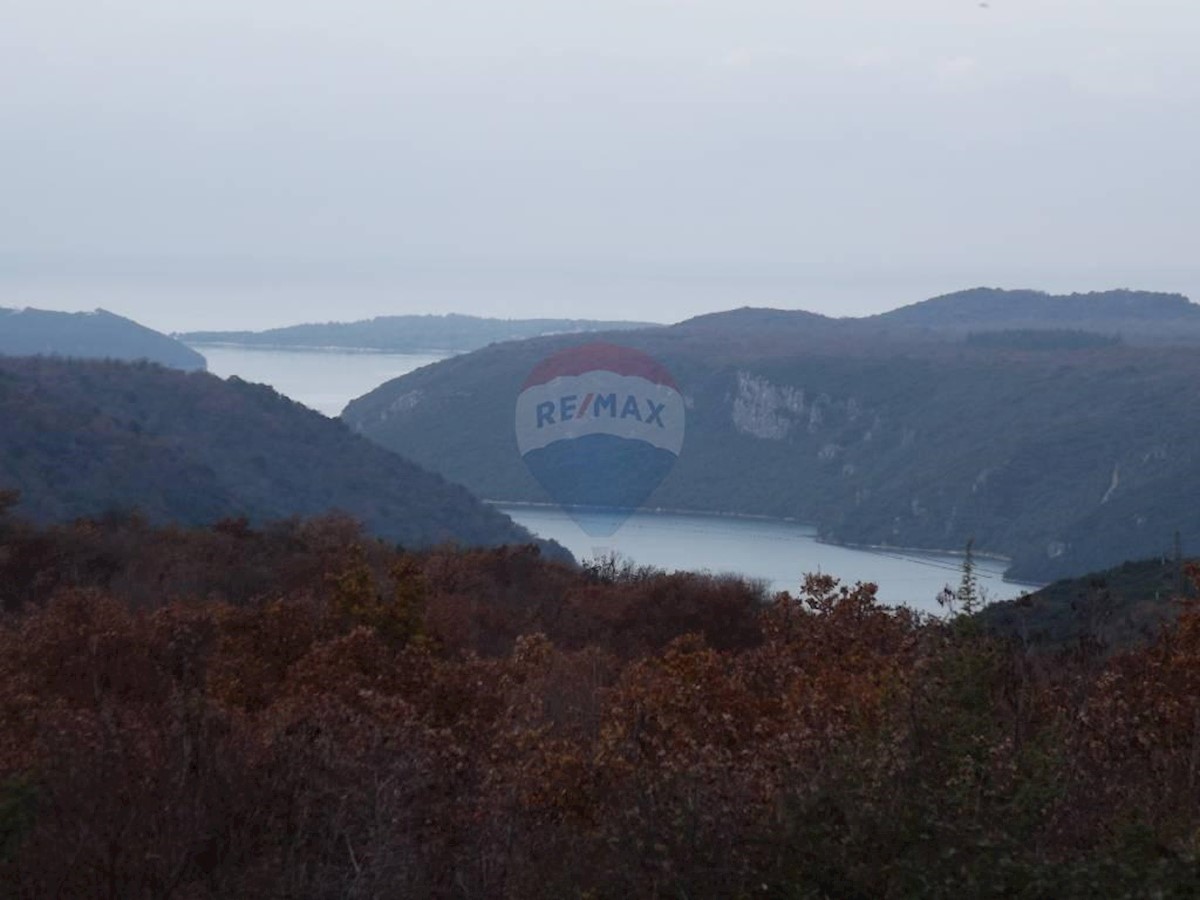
left=521, top=434, right=678, bottom=536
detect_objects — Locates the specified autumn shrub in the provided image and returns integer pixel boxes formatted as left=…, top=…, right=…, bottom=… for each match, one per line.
left=4, top=519, right=1200, bottom=897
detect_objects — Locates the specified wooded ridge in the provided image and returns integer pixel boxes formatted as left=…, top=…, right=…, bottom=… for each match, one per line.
left=0, top=357, right=554, bottom=555
left=344, top=289, right=1200, bottom=583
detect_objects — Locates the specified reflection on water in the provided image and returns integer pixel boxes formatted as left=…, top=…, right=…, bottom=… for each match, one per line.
left=500, top=504, right=1034, bottom=615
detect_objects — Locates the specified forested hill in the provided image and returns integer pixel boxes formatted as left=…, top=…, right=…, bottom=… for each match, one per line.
left=175, top=289, right=1200, bottom=354
left=343, top=292, right=1200, bottom=583
left=980, top=556, right=1197, bottom=649
left=872, top=287, right=1200, bottom=340
left=0, top=357, right=552, bottom=553
left=180, top=313, right=658, bottom=353
left=0, top=307, right=206, bottom=370
left=675, top=288, right=1200, bottom=345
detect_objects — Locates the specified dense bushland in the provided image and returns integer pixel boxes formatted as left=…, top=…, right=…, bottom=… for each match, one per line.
left=3, top=507, right=1200, bottom=897
left=0, top=357, right=544, bottom=552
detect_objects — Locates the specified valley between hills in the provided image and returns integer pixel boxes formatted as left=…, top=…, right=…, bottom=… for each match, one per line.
left=340, top=288, right=1200, bottom=584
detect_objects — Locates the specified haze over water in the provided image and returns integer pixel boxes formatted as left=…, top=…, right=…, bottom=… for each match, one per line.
left=199, top=344, right=447, bottom=417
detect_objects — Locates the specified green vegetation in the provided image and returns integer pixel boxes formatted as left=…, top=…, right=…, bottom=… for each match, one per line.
left=0, top=357, right=552, bottom=553
left=876, top=287, right=1200, bottom=341
left=979, top=554, right=1198, bottom=649
left=965, top=329, right=1123, bottom=351
left=0, top=777, right=37, bottom=866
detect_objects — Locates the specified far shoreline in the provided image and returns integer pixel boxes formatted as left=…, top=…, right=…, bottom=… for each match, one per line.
left=184, top=341, right=457, bottom=356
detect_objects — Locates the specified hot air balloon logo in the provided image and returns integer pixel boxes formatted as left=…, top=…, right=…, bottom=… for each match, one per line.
left=515, top=343, right=686, bottom=537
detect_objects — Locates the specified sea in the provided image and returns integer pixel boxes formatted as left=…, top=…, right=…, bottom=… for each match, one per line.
left=198, top=344, right=447, bottom=417
left=196, top=344, right=1033, bottom=612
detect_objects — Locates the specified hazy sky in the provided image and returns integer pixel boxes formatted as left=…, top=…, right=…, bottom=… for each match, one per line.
left=3, top=0, right=1198, bottom=331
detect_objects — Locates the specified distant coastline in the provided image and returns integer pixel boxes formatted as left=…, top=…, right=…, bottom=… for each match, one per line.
left=184, top=341, right=456, bottom=356
left=177, top=313, right=658, bottom=357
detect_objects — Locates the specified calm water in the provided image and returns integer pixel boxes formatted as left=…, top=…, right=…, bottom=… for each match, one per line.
left=499, top=505, right=1029, bottom=614
left=193, top=345, right=446, bottom=417
left=189, top=345, right=1033, bottom=610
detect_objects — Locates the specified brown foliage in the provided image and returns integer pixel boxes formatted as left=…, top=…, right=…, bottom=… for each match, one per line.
left=4, top=519, right=1200, bottom=896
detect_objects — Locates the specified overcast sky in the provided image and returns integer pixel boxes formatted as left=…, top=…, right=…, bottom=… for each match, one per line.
left=2, top=0, right=1198, bottom=331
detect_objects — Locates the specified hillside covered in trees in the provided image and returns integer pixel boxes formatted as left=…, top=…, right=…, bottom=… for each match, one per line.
left=344, top=289, right=1200, bottom=583
left=0, top=307, right=206, bottom=370
left=0, top=357, right=546, bottom=552
left=649, top=287, right=1200, bottom=345
left=872, top=287, right=1200, bottom=341
left=980, top=553, right=1197, bottom=649
left=3, top=510, right=1200, bottom=896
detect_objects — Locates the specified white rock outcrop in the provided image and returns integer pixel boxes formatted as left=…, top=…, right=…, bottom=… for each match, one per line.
left=731, top=372, right=806, bottom=440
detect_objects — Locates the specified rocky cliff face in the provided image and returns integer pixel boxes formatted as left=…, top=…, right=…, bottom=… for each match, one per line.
left=731, top=372, right=807, bottom=440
